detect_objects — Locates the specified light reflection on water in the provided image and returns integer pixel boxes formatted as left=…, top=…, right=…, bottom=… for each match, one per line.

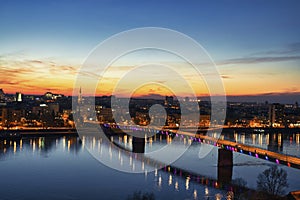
left=0, top=135, right=230, bottom=200
left=0, top=131, right=300, bottom=199
left=98, top=131, right=300, bottom=192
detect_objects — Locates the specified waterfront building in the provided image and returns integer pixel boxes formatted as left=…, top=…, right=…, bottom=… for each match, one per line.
left=269, top=103, right=285, bottom=127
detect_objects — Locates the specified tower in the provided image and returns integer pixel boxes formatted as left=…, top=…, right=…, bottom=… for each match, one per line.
left=76, top=87, right=83, bottom=124
left=16, top=92, right=23, bottom=102
left=78, top=87, right=82, bottom=104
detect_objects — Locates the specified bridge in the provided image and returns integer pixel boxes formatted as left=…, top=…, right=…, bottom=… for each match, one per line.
left=103, top=124, right=300, bottom=170
left=1, top=124, right=299, bottom=169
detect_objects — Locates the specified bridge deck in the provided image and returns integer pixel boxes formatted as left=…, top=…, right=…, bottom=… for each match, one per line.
left=109, top=124, right=300, bottom=169
left=176, top=130, right=300, bottom=169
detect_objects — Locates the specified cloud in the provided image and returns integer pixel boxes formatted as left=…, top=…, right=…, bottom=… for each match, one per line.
left=0, top=54, right=81, bottom=79
left=49, top=64, right=78, bottom=75
left=0, top=80, right=29, bottom=85
left=0, top=67, right=35, bottom=75
left=0, top=53, right=81, bottom=94
left=28, top=60, right=43, bottom=64
left=250, top=42, right=300, bottom=56
left=217, top=42, right=300, bottom=66
left=218, top=55, right=300, bottom=65
left=77, top=70, right=101, bottom=79
left=221, top=75, right=231, bottom=79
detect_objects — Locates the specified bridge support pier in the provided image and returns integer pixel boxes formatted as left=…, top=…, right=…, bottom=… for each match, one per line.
left=217, top=148, right=233, bottom=183
left=268, top=133, right=283, bottom=152
left=132, top=137, right=145, bottom=153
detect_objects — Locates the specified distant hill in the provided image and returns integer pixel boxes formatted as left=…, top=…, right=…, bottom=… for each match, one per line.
left=138, top=92, right=300, bottom=104
left=225, top=93, right=300, bottom=104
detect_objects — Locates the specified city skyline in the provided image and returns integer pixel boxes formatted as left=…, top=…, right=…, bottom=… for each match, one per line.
left=1, top=0, right=300, bottom=102
left=1, top=87, right=300, bottom=104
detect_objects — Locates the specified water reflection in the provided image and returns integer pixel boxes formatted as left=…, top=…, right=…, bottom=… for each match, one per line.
left=1, top=131, right=299, bottom=163
left=0, top=136, right=82, bottom=159
left=0, top=132, right=299, bottom=199
left=0, top=135, right=235, bottom=199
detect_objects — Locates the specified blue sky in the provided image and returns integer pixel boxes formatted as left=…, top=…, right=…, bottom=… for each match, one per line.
left=1, top=0, right=299, bottom=61
left=0, top=0, right=300, bottom=101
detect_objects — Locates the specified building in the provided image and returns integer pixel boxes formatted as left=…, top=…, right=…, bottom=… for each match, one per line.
left=78, top=87, right=82, bottom=104
left=48, top=103, right=59, bottom=116
left=269, top=103, right=285, bottom=127
left=97, top=107, right=113, bottom=123
left=0, top=104, right=7, bottom=126
left=164, top=96, right=174, bottom=107
left=16, top=92, right=23, bottom=102
left=44, top=91, right=64, bottom=101
left=0, top=89, right=5, bottom=100
left=7, top=107, right=25, bottom=124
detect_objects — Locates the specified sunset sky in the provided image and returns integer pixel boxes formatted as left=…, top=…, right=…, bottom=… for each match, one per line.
left=0, top=0, right=300, bottom=102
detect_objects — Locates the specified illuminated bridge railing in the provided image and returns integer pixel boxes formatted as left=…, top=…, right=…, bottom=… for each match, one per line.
left=103, top=123, right=300, bottom=169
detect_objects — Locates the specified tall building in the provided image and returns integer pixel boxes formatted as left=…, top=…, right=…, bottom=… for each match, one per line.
left=76, top=87, right=83, bottom=124
left=78, top=87, right=82, bottom=104
left=269, top=103, right=284, bottom=127
left=0, top=89, right=5, bottom=100
left=16, top=92, right=23, bottom=102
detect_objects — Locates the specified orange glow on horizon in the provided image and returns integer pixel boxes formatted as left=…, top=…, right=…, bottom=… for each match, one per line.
left=1, top=59, right=299, bottom=97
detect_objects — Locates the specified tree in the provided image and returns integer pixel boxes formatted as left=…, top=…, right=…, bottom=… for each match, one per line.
left=231, top=178, right=248, bottom=200
left=256, top=165, right=288, bottom=196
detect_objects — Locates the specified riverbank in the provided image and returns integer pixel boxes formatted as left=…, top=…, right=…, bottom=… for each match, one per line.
left=0, top=128, right=78, bottom=137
